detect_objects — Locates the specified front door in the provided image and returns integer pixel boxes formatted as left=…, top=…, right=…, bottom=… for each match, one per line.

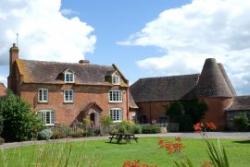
left=88, top=108, right=100, bottom=127
left=90, top=113, right=95, bottom=124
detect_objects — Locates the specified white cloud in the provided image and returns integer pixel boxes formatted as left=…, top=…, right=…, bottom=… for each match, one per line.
left=0, top=0, right=96, bottom=65
left=0, top=75, right=6, bottom=87
left=61, top=8, right=79, bottom=16
left=0, top=0, right=96, bottom=86
left=119, top=0, right=250, bottom=95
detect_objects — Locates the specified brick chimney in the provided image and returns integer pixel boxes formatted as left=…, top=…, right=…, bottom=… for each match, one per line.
left=79, top=60, right=90, bottom=64
left=9, top=43, right=19, bottom=75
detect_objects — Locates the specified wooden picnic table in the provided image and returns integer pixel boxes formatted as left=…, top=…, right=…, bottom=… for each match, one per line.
left=108, top=132, right=138, bottom=144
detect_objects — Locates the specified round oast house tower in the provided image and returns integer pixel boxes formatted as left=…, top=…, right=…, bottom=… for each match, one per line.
left=196, top=58, right=235, bottom=130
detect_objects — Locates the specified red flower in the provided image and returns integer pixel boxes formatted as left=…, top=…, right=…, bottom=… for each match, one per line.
left=206, top=122, right=216, bottom=130
left=158, top=137, right=184, bottom=155
left=193, top=122, right=202, bottom=133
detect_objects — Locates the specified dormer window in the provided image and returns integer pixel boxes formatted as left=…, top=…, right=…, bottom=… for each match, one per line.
left=64, top=70, right=74, bottom=83
left=112, top=73, right=120, bottom=85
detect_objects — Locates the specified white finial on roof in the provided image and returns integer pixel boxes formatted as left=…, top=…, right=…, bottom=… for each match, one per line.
left=16, top=33, right=19, bottom=46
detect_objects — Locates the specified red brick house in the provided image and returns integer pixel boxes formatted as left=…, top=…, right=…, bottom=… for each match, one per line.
left=0, top=83, right=7, bottom=97
left=131, top=58, right=250, bottom=130
left=8, top=44, right=138, bottom=126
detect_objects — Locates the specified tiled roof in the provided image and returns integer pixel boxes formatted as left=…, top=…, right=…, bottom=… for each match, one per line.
left=130, top=74, right=200, bottom=102
left=131, top=58, right=237, bottom=103
left=226, top=96, right=250, bottom=111
left=16, top=59, right=121, bottom=86
left=129, top=89, right=138, bottom=109
left=196, top=58, right=233, bottom=97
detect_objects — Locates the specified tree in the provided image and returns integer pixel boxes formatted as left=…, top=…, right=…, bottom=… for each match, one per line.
left=166, top=99, right=207, bottom=132
left=0, top=90, right=43, bottom=141
left=0, top=106, right=3, bottom=136
left=233, top=113, right=249, bottom=131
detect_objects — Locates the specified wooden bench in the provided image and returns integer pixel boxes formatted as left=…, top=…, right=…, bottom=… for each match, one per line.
left=108, top=133, right=138, bottom=144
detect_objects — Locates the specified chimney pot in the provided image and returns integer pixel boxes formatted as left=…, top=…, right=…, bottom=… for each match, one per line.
left=79, top=60, right=90, bottom=64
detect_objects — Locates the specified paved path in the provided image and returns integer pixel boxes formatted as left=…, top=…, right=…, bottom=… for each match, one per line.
left=1, top=132, right=249, bottom=149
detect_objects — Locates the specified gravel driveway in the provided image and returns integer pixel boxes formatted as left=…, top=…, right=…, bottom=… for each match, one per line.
left=1, top=132, right=249, bottom=149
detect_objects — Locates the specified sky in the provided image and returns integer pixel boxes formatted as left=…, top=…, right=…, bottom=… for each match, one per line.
left=1, top=0, right=250, bottom=95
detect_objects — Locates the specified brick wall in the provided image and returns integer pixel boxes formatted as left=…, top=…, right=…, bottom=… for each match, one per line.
left=136, top=98, right=233, bottom=130
left=19, top=83, right=129, bottom=126
left=0, top=83, right=7, bottom=96
left=199, top=97, right=233, bottom=130
left=136, top=101, right=170, bottom=123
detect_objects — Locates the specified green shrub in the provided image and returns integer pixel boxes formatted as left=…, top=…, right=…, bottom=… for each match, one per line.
left=0, top=137, right=4, bottom=145
left=0, top=113, right=3, bottom=136
left=51, top=125, right=71, bottom=139
left=109, top=121, right=142, bottom=134
left=179, top=115, right=193, bottom=132
left=100, top=116, right=112, bottom=135
left=141, top=124, right=161, bottom=134
left=233, top=114, right=249, bottom=131
left=130, top=124, right=142, bottom=134
left=166, top=99, right=207, bottom=132
left=70, top=129, right=84, bottom=138
left=0, top=91, right=43, bottom=141
left=37, top=129, right=53, bottom=140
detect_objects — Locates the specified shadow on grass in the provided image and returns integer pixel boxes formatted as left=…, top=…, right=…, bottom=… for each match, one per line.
left=233, top=140, right=250, bottom=144
left=104, top=141, right=127, bottom=145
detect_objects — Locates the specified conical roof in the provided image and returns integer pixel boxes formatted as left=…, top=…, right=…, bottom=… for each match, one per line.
left=196, top=58, right=233, bottom=97
left=217, top=63, right=236, bottom=96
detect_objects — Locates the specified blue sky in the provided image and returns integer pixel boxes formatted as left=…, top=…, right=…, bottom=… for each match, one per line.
left=1, top=0, right=250, bottom=94
left=61, top=0, right=191, bottom=83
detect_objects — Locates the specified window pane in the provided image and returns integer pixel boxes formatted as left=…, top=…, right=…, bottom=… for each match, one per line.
left=65, top=73, right=74, bottom=82
left=46, top=112, right=50, bottom=124
left=39, top=90, right=42, bottom=101
left=64, top=90, right=73, bottom=102
left=43, top=89, right=48, bottom=101
left=51, top=111, right=55, bottom=124
left=109, top=90, right=122, bottom=102
left=110, top=109, right=122, bottom=121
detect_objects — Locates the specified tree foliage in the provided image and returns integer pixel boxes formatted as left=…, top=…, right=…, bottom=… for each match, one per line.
left=0, top=90, right=43, bottom=141
left=166, top=99, right=207, bottom=131
left=233, top=113, right=249, bottom=131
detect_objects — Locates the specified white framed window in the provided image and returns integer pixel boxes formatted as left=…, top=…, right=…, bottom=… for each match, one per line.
left=38, top=110, right=55, bottom=126
left=64, top=89, right=73, bottom=103
left=109, top=90, right=122, bottom=103
left=38, top=88, right=48, bottom=103
left=112, top=73, right=120, bottom=85
left=64, top=71, right=74, bottom=83
left=110, top=108, right=123, bottom=122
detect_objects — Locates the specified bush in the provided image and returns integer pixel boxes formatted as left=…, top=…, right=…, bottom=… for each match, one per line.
left=233, top=114, right=249, bottom=131
left=37, top=129, right=53, bottom=140
left=0, top=137, right=4, bottom=145
left=109, top=121, right=142, bottom=134
left=141, top=124, right=161, bottom=134
left=51, top=125, right=71, bottom=139
left=130, top=124, right=142, bottom=134
left=0, top=91, right=43, bottom=141
left=0, top=113, right=3, bottom=136
left=166, top=99, right=207, bottom=132
left=70, top=129, right=84, bottom=138
left=100, top=116, right=112, bottom=135
left=179, top=115, right=193, bottom=132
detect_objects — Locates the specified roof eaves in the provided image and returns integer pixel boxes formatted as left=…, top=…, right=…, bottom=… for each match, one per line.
left=112, top=64, right=128, bottom=83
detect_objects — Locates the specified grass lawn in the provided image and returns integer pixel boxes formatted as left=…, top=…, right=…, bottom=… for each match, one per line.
left=1, top=137, right=250, bottom=167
